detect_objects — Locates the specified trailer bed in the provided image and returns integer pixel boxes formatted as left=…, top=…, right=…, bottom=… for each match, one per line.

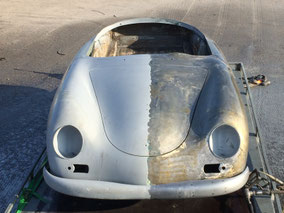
left=7, top=63, right=281, bottom=213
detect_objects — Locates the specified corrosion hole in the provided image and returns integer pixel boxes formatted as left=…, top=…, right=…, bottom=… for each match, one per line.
left=67, top=166, right=71, bottom=170
left=204, top=164, right=220, bottom=173
left=74, top=164, right=89, bottom=173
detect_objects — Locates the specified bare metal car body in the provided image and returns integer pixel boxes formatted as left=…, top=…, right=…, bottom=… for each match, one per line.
left=44, top=18, right=250, bottom=199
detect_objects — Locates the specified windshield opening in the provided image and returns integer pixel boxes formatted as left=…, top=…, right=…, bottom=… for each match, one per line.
left=90, top=23, right=211, bottom=57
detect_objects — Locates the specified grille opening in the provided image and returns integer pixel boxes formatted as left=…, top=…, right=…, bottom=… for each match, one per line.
left=74, top=164, right=89, bottom=173
left=204, top=164, right=220, bottom=173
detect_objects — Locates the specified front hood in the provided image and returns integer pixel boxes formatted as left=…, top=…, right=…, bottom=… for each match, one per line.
left=90, top=54, right=208, bottom=156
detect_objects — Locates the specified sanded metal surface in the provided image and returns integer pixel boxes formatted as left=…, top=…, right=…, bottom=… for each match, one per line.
left=90, top=54, right=208, bottom=157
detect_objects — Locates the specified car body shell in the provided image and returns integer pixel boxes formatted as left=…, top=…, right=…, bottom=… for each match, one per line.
left=44, top=18, right=249, bottom=199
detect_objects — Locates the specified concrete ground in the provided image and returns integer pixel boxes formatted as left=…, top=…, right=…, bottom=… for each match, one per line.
left=0, top=0, right=283, bottom=212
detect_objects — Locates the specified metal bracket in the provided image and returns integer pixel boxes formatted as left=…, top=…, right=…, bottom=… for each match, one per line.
left=245, top=169, right=284, bottom=212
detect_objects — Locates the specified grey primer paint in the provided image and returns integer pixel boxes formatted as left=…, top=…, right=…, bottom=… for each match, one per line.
left=44, top=18, right=249, bottom=199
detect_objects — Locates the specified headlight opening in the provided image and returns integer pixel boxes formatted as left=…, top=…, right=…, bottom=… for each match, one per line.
left=208, top=125, right=240, bottom=158
left=53, top=125, right=83, bottom=158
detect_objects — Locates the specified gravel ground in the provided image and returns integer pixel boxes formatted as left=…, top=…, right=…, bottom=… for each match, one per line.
left=0, top=0, right=283, bottom=212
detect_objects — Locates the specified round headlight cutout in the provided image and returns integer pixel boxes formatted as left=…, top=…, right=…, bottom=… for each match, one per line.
left=209, top=125, right=240, bottom=158
left=53, top=125, right=83, bottom=158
